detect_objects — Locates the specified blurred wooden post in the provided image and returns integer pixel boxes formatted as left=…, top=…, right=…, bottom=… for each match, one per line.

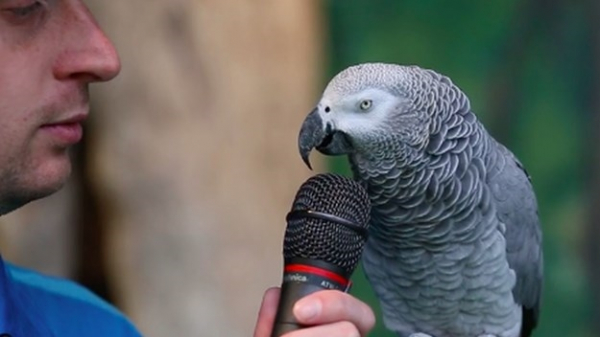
left=85, top=1, right=325, bottom=336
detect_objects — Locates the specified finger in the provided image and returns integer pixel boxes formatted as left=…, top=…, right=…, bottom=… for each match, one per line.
left=292, top=290, right=375, bottom=336
left=283, top=321, right=360, bottom=337
left=253, top=287, right=281, bottom=337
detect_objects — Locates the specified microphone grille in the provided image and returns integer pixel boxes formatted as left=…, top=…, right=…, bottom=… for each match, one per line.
left=283, top=173, right=371, bottom=275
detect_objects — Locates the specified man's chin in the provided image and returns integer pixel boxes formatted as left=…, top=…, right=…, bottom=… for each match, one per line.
left=32, top=172, right=71, bottom=200
left=0, top=167, right=71, bottom=216
left=0, top=182, right=65, bottom=216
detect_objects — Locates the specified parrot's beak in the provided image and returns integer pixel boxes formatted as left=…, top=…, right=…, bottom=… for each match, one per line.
left=298, top=107, right=353, bottom=170
left=298, top=107, right=325, bottom=170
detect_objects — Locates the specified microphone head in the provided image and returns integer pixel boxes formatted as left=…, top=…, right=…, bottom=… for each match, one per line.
left=283, top=173, right=371, bottom=276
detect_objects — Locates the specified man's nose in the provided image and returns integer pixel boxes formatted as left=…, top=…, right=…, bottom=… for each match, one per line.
left=53, top=2, right=121, bottom=83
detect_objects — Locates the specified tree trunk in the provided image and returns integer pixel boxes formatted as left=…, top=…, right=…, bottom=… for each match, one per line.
left=85, top=1, right=325, bottom=336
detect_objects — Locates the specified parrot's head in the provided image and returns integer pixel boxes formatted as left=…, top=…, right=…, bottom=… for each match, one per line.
left=299, top=63, right=460, bottom=169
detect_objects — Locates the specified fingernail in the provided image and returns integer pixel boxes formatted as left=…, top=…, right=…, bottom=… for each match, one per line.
left=294, top=299, right=321, bottom=321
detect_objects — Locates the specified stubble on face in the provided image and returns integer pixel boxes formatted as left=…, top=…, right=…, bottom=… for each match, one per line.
left=0, top=77, right=89, bottom=215
left=0, top=0, right=120, bottom=215
left=0, top=102, right=80, bottom=216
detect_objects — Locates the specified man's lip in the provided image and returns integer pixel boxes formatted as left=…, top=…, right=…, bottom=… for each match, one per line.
left=39, top=115, right=85, bottom=145
left=42, top=113, right=88, bottom=127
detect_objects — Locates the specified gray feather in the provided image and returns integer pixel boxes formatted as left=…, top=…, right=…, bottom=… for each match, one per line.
left=487, top=144, right=543, bottom=335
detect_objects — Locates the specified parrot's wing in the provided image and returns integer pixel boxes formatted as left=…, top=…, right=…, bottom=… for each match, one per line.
left=488, top=144, right=543, bottom=337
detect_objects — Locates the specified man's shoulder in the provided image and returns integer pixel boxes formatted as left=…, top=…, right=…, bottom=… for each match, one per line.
left=6, top=263, right=143, bottom=336
left=8, top=264, right=117, bottom=312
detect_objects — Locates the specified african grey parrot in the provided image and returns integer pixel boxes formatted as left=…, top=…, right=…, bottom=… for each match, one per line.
left=297, top=63, right=543, bottom=337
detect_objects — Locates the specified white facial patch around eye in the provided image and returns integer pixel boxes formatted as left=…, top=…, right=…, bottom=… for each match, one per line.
left=344, top=89, right=398, bottom=128
left=335, top=96, right=398, bottom=137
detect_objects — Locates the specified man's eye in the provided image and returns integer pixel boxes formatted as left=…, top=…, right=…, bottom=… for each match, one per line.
left=9, top=2, right=42, bottom=16
left=1, top=0, right=45, bottom=24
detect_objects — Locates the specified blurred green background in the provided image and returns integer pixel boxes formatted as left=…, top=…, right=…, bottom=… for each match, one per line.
left=323, top=1, right=596, bottom=336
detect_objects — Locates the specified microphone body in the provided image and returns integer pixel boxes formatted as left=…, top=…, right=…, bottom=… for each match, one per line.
left=270, top=173, right=371, bottom=337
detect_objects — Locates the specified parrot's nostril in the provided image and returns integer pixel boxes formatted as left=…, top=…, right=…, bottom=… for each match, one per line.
left=324, top=106, right=331, bottom=113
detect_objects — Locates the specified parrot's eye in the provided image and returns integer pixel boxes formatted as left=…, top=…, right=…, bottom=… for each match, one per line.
left=359, top=100, right=372, bottom=111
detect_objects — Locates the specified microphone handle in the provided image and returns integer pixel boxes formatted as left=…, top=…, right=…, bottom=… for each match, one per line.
left=270, top=281, right=330, bottom=336
left=270, top=259, right=351, bottom=337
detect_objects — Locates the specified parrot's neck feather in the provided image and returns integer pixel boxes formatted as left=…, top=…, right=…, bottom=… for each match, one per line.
left=350, top=114, right=496, bottom=241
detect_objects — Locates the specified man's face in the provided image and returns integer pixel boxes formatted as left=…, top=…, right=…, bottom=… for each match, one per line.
left=0, top=0, right=120, bottom=213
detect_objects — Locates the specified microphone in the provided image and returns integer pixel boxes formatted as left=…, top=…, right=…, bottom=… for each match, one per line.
left=270, top=173, right=371, bottom=337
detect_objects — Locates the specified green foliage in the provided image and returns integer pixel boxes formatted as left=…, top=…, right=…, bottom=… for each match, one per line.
left=324, top=1, right=593, bottom=336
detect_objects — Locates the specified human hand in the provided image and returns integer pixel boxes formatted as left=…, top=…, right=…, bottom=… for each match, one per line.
left=253, top=287, right=375, bottom=337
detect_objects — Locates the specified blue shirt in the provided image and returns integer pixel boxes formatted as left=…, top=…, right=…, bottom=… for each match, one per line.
left=0, top=257, right=142, bottom=336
